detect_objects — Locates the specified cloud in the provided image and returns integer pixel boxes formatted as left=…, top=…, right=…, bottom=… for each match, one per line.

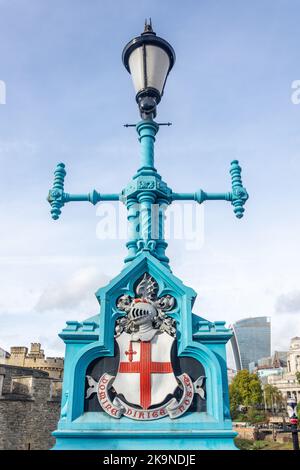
left=275, top=290, right=300, bottom=314
left=35, top=266, right=110, bottom=313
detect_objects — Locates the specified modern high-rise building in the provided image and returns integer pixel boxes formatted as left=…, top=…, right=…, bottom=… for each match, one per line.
left=230, top=316, right=271, bottom=371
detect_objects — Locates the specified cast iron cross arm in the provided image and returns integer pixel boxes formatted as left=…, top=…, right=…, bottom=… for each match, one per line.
left=170, top=160, right=249, bottom=219
left=47, top=162, right=120, bottom=220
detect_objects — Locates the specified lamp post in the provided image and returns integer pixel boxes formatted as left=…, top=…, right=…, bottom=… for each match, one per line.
left=287, top=396, right=299, bottom=450
left=49, top=21, right=247, bottom=451
left=48, top=20, right=249, bottom=262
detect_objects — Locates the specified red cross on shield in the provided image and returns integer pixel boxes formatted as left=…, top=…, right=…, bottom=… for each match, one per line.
left=113, top=332, right=178, bottom=409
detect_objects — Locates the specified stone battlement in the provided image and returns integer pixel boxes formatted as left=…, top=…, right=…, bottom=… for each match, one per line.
left=0, top=343, right=64, bottom=379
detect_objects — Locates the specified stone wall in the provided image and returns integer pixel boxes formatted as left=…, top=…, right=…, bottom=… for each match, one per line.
left=0, top=364, right=61, bottom=450
left=233, top=425, right=264, bottom=440
left=265, top=432, right=292, bottom=443
left=234, top=426, right=256, bottom=440
left=0, top=364, right=49, bottom=395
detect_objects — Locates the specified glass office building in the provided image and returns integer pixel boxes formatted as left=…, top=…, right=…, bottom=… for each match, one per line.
left=230, top=317, right=271, bottom=371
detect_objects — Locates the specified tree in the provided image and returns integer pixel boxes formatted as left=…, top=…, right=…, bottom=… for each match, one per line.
left=229, top=370, right=263, bottom=418
left=263, top=384, right=283, bottom=410
left=296, top=371, right=300, bottom=385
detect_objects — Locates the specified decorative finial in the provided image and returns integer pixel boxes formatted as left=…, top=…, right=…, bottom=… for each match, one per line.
left=143, top=18, right=155, bottom=35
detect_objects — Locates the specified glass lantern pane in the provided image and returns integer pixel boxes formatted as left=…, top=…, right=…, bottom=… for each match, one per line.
left=128, top=47, right=146, bottom=94
left=145, top=45, right=170, bottom=94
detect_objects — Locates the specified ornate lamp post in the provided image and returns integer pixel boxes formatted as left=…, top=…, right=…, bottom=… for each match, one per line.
left=49, top=21, right=249, bottom=451
left=287, top=396, right=299, bottom=450
left=48, top=21, right=248, bottom=254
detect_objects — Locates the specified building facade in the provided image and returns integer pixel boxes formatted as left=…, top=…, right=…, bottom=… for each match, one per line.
left=227, top=368, right=237, bottom=384
left=0, top=364, right=62, bottom=449
left=249, top=350, right=287, bottom=378
left=0, top=343, right=64, bottom=379
left=267, top=337, right=300, bottom=401
left=230, top=317, right=271, bottom=371
left=0, top=348, right=9, bottom=360
left=256, top=367, right=284, bottom=385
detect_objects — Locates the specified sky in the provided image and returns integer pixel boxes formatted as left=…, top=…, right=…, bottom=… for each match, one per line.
left=0, top=0, right=300, bottom=367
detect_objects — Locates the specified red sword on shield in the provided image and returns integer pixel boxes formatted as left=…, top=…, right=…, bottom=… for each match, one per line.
left=125, top=341, right=137, bottom=362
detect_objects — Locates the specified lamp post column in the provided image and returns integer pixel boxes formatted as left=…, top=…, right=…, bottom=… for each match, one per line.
left=156, top=198, right=169, bottom=265
left=125, top=197, right=139, bottom=263
left=291, top=422, right=299, bottom=451
left=287, top=397, right=299, bottom=450
left=137, top=192, right=156, bottom=252
left=135, top=120, right=159, bottom=175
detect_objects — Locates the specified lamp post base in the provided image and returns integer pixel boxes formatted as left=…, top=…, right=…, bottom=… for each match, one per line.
left=291, top=424, right=300, bottom=451
left=52, top=429, right=238, bottom=450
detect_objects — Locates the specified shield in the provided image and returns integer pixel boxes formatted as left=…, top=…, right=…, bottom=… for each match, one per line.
left=112, top=331, right=178, bottom=409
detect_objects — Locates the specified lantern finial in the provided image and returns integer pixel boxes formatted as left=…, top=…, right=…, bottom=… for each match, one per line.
left=143, top=18, right=154, bottom=35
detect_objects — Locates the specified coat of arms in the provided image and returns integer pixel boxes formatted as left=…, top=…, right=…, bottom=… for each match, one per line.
left=86, top=274, right=205, bottom=420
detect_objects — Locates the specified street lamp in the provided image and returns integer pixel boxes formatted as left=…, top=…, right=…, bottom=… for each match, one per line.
left=122, top=19, right=175, bottom=119
left=48, top=22, right=248, bottom=225
left=287, top=396, right=299, bottom=450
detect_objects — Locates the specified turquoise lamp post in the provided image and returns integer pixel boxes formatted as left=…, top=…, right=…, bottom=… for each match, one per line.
left=48, top=22, right=248, bottom=264
left=49, top=21, right=248, bottom=450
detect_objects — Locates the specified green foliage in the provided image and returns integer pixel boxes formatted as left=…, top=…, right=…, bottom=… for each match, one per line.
left=296, top=371, right=300, bottom=385
left=246, top=408, right=267, bottom=424
left=263, top=384, right=283, bottom=408
left=252, top=441, right=268, bottom=450
left=234, top=438, right=268, bottom=450
left=297, top=402, right=300, bottom=418
left=234, top=437, right=293, bottom=451
left=229, top=370, right=263, bottom=417
left=234, top=438, right=254, bottom=450
left=232, top=412, right=247, bottom=422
